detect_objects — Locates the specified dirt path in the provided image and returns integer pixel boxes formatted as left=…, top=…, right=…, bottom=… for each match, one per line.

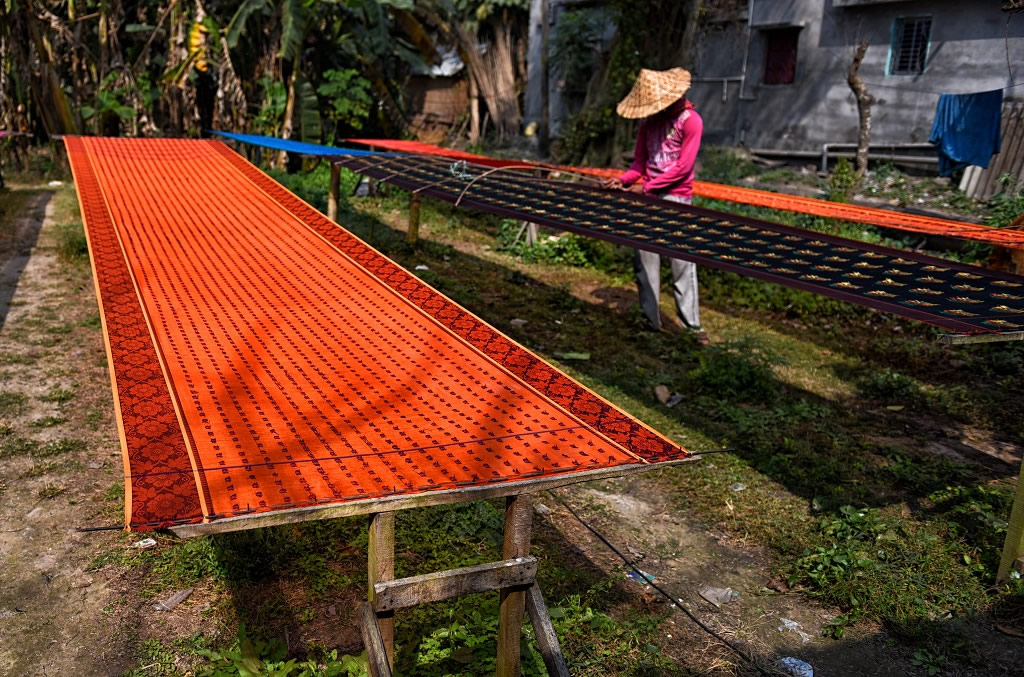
left=0, top=186, right=138, bottom=676
left=546, top=475, right=915, bottom=676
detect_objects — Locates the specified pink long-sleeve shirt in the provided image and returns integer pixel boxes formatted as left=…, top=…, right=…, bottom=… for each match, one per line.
left=619, top=101, right=703, bottom=200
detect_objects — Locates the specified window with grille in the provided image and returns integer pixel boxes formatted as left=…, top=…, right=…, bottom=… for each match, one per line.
left=888, top=16, right=931, bottom=75
left=762, top=27, right=800, bottom=85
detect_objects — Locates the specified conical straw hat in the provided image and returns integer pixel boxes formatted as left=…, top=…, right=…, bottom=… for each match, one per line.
left=616, top=68, right=692, bottom=119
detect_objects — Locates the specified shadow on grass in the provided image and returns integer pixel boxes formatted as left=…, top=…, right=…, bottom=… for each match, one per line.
left=195, top=496, right=683, bottom=675
left=187, top=181, right=1024, bottom=673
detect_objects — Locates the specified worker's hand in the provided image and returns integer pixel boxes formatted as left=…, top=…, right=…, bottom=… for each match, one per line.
left=601, top=177, right=624, bottom=190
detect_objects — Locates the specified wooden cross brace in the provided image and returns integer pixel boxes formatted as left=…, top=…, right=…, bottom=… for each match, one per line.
left=361, top=495, right=570, bottom=677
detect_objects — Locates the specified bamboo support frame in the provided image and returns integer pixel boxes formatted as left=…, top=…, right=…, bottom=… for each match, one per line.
left=408, top=194, right=421, bottom=245
left=327, top=163, right=341, bottom=223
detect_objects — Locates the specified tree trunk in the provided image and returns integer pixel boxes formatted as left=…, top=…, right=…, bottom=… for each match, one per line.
left=216, top=33, right=247, bottom=131
left=468, top=71, right=481, bottom=144
left=278, top=65, right=298, bottom=167
left=165, top=2, right=187, bottom=134
left=457, top=21, right=521, bottom=141
left=26, top=13, right=78, bottom=134
left=847, top=40, right=874, bottom=183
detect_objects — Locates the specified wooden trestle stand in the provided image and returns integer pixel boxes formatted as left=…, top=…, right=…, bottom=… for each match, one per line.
left=360, top=494, right=569, bottom=677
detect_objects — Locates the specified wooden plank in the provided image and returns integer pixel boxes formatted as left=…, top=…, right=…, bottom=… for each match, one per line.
left=327, top=163, right=341, bottom=222
left=1002, top=105, right=1024, bottom=195
left=368, top=512, right=395, bottom=669
left=360, top=601, right=394, bottom=677
left=373, top=556, right=537, bottom=612
left=985, top=103, right=1024, bottom=199
left=525, top=583, right=571, bottom=677
left=169, top=460, right=687, bottom=538
left=1014, top=105, right=1024, bottom=193
left=980, top=106, right=1010, bottom=199
left=938, top=331, right=1024, bottom=345
left=408, top=194, right=421, bottom=245
left=497, top=495, right=532, bottom=677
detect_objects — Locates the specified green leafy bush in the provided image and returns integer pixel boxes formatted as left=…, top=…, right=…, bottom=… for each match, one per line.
left=986, top=176, right=1024, bottom=229
left=688, top=339, right=779, bottom=403
left=548, top=9, right=604, bottom=96
left=826, top=157, right=858, bottom=202
left=496, top=220, right=591, bottom=267
left=268, top=165, right=361, bottom=213
left=792, top=504, right=990, bottom=638
left=698, top=147, right=752, bottom=185
left=318, top=69, right=373, bottom=139
left=199, top=625, right=367, bottom=677
left=855, top=367, right=920, bottom=401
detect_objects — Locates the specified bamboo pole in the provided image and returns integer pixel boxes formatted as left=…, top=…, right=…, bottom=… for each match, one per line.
left=327, top=163, right=340, bottom=222
left=408, top=194, right=421, bottom=245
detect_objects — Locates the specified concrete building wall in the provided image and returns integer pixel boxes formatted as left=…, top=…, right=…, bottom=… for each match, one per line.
left=690, top=0, right=1024, bottom=150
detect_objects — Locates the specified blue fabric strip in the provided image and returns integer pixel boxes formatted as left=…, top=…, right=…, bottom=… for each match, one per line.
left=210, top=131, right=395, bottom=158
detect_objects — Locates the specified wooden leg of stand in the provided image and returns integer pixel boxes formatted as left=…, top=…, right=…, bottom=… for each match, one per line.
left=361, top=601, right=394, bottom=677
left=327, top=163, right=340, bottom=222
left=526, top=583, right=570, bottom=677
left=525, top=223, right=538, bottom=247
left=408, top=194, right=421, bottom=245
left=497, top=495, right=532, bottom=677
left=998, top=459, right=1024, bottom=581
left=368, top=512, right=395, bottom=668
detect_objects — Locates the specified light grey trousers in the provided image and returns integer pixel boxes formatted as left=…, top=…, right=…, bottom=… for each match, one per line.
left=634, top=194, right=701, bottom=330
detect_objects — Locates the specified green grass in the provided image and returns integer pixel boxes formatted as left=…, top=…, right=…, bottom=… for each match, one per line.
left=34, top=438, right=86, bottom=457
left=0, top=391, right=28, bottom=417
left=0, top=436, right=85, bottom=459
left=0, top=351, right=39, bottom=366
left=78, top=314, right=102, bottom=330
left=21, top=459, right=83, bottom=478
left=37, top=482, right=66, bottom=499
left=0, top=435, right=39, bottom=458
left=52, top=189, right=89, bottom=263
left=85, top=410, right=105, bottom=430
left=39, top=387, right=75, bottom=405
left=30, top=415, right=67, bottom=428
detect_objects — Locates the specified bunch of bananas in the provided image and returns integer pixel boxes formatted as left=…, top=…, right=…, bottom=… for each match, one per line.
left=188, top=22, right=209, bottom=72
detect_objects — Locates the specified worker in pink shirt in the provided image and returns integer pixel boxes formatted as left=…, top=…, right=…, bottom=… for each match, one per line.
left=603, top=68, right=707, bottom=343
